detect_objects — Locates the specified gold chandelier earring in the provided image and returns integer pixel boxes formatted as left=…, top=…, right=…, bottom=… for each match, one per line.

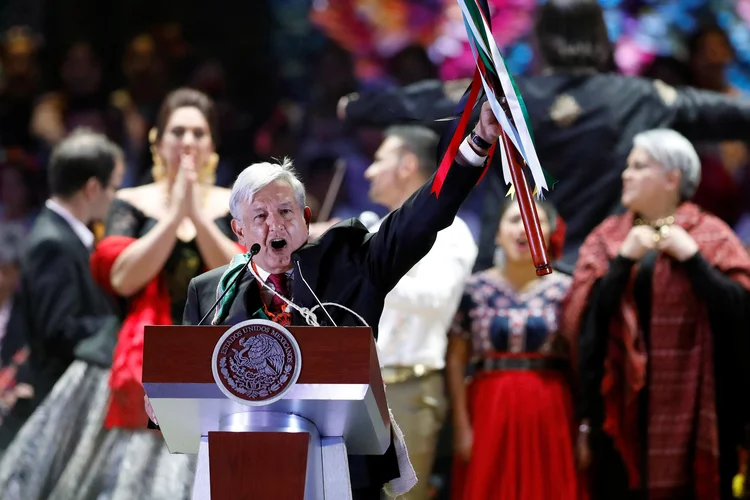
left=199, top=152, right=219, bottom=186
left=149, top=128, right=167, bottom=183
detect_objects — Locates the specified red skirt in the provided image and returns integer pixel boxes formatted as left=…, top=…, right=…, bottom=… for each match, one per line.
left=451, top=369, right=586, bottom=500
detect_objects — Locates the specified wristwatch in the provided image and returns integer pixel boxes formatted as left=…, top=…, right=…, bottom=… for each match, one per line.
left=470, top=130, right=493, bottom=151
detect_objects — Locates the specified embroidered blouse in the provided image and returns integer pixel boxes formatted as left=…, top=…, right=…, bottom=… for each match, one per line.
left=450, top=270, right=572, bottom=359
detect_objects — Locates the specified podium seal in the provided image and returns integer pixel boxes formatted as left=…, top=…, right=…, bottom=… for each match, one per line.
left=211, top=319, right=302, bottom=406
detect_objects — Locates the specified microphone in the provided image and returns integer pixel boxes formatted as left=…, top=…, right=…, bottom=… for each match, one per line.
left=292, top=253, right=336, bottom=327
left=198, top=243, right=260, bottom=325
left=243, top=250, right=371, bottom=329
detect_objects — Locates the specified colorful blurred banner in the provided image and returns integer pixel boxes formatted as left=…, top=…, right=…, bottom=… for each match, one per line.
left=306, top=0, right=750, bottom=91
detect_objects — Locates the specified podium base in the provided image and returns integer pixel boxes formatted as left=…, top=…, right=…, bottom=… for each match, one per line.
left=191, top=412, right=352, bottom=500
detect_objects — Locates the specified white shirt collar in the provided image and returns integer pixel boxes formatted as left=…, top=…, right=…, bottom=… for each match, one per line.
left=255, top=265, right=271, bottom=282
left=254, top=264, right=293, bottom=282
left=45, top=199, right=95, bottom=249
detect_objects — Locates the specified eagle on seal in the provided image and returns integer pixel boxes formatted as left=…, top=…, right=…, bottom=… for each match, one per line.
left=232, top=333, right=285, bottom=376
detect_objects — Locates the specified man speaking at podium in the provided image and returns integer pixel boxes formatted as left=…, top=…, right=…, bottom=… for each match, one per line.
left=181, top=102, right=499, bottom=498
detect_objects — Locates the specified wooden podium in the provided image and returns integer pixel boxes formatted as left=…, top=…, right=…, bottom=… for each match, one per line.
left=142, top=321, right=391, bottom=500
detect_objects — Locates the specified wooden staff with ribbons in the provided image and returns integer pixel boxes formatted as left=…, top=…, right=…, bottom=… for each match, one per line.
left=432, top=0, right=556, bottom=276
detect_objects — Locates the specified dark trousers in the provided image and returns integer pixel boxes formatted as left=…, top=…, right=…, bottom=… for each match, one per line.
left=352, top=485, right=383, bottom=500
left=590, top=430, right=644, bottom=500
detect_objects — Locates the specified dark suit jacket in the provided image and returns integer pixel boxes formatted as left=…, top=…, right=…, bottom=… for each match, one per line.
left=2, top=207, right=119, bottom=404
left=343, top=73, right=750, bottom=273
left=183, top=161, right=484, bottom=489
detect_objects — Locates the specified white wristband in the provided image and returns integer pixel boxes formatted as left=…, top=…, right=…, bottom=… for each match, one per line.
left=458, top=138, right=488, bottom=167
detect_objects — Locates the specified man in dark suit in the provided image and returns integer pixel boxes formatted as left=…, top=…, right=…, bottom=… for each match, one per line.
left=0, top=130, right=124, bottom=450
left=182, top=102, right=499, bottom=499
left=339, top=0, right=750, bottom=274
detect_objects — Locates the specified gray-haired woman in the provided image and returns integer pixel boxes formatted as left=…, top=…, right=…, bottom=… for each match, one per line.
left=562, top=129, right=750, bottom=499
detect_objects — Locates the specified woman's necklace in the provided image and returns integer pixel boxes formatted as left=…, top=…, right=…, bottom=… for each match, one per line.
left=634, top=214, right=675, bottom=242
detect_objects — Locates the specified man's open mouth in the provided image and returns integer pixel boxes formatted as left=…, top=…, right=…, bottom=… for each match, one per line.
left=270, top=238, right=288, bottom=250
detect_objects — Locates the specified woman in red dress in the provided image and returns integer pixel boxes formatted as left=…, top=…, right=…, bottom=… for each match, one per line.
left=447, top=198, right=585, bottom=500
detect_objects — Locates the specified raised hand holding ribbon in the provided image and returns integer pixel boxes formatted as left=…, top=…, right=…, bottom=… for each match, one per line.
left=433, top=0, right=555, bottom=275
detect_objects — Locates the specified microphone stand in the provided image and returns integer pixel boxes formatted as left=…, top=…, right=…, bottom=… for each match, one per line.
left=198, top=243, right=261, bottom=325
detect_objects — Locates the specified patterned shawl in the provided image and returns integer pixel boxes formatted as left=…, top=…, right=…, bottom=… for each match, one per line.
left=561, top=202, right=750, bottom=498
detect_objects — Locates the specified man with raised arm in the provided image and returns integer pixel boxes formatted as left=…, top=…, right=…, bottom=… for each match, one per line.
left=181, top=102, right=498, bottom=499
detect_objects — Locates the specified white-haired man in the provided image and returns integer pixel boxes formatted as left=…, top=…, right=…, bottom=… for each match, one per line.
left=182, top=102, right=499, bottom=499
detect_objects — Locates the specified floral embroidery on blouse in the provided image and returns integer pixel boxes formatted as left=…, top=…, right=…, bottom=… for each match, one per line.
left=450, top=270, right=572, bottom=358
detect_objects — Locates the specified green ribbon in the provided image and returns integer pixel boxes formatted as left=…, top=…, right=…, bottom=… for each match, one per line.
left=461, top=0, right=548, bottom=191
left=543, top=168, right=559, bottom=191
left=211, top=252, right=251, bottom=325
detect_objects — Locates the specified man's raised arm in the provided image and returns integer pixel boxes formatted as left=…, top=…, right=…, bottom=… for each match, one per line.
left=359, top=101, right=498, bottom=293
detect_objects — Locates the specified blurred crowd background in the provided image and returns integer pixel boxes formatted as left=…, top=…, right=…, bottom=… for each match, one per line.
left=2, top=0, right=750, bottom=243
left=1, top=0, right=750, bottom=498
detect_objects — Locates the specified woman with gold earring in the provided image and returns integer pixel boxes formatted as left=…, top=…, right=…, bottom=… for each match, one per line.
left=0, top=88, right=242, bottom=499
left=102, top=87, right=240, bottom=323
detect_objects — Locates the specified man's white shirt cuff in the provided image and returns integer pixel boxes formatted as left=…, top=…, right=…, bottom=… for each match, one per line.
left=458, top=137, right=488, bottom=167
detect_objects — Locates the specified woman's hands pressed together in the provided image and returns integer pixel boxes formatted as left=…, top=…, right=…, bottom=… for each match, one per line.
left=169, top=153, right=199, bottom=222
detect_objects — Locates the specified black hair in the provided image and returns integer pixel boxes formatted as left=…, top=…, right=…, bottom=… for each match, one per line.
left=47, top=129, right=123, bottom=198
left=497, top=197, right=559, bottom=234
left=687, top=22, right=735, bottom=59
left=384, top=125, right=440, bottom=178
left=154, top=87, right=219, bottom=145
left=641, top=56, right=691, bottom=86
left=534, top=0, right=613, bottom=72
left=387, top=44, right=438, bottom=85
